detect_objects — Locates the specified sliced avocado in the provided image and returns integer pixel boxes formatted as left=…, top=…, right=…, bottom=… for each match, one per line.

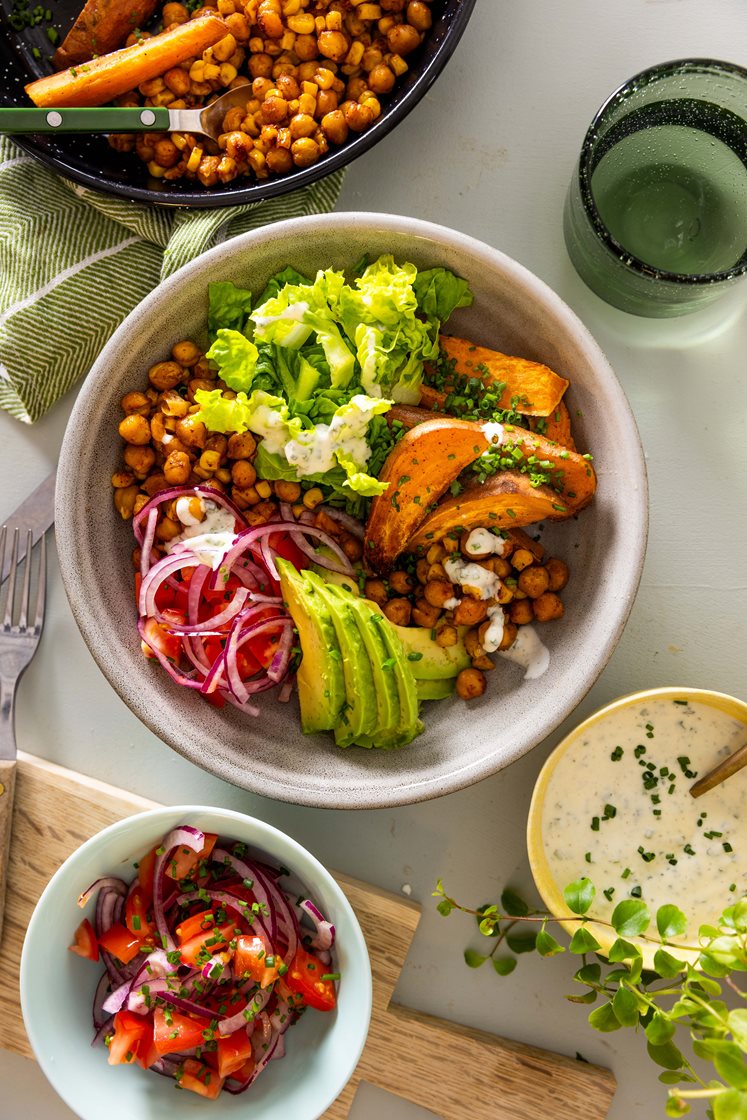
left=367, top=608, right=471, bottom=680
left=416, top=678, right=455, bottom=701
left=373, top=612, right=423, bottom=748
left=302, top=571, right=378, bottom=748
left=310, top=564, right=360, bottom=598
left=334, top=590, right=404, bottom=750
left=276, top=559, right=346, bottom=734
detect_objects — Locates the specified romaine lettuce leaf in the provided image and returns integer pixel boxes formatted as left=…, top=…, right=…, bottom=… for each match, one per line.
left=207, top=281, right=253, bottom=342
left=412, top=267, right=473, bottom=321
left=193, top=388, right=302, bottom=449
left=205, top=329, right=258, bottom=393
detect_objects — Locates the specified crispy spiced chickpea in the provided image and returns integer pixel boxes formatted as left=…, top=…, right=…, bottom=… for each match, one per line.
left=435, top=623, right=458, bottom=648
left=274, top=479, right=301, bottom=502
left=291, top=137, right=320, bottom=166
left=318, top=30, right=349, bottom=62
left=160, top=391, right=189, bottom=419
left=267, top=146, right=294, bottom=173
left=175, top=415, right=207, bottom=450
left=464, top=628, right=482, bottom=660
left=114, top=484, right=139, bottom=519
left=142, top=472, right=169, bottom=497
left=321, top=110, right=348, bottom=145
left=289, top=112, right=317, bottom=139
left=343, top=101, right=375, bottom=132
left=171, top=339, right=201, bottom=366
left=257, top=0, right=283, bottom=38
left=367, top=63, right=395, bottom=94
left=412, top=598, right=441, bottom=628
left=407, top=0, right=432, bottom=30
left=262, top=95, right=289, bottom=123
left=108, top=134, right=135, bottom=153
left=364, top=578, right=388, bottom=606
left=389, top=569, right=414, bottom=595
left=197, top=155, right=221, bottom=187
left=453, top=597, right=488, bottom=627
left=119, top=414, right=151, bottom=445
left=121, top=390, right=150, bottom=415
left=415, top=558, right=430, bottom=584
left=123, top=444, right=156, bottom=476
left=425, top=543, right=445, bottom=565
left=316, top=88, right=338, bottom=115
left=533, top=592, right=565, bottom=623
left=383, top=598, right=412, bottom=626
left=509, top=599, right=534, bottom=626
left=156, top=516, right=182, bottom=543
left=342, top=536, right=363, bottom=563
left=112, top=470, right=134, bottom=488
left=163, top=450, right=192, bottom=485
left=225, top=11, right=250, bottom=40
left=545, top=557, right=570, bottom=592
left=150, top=411, right=166, bottom=444
left=423, top=579, right=455, bottom=608
left=294, top=33, right=319, bottom=61
left=472, top=652, right=495, bottom=671
left=386, top=21, right=420, bottom=55
left=154, top=139, right=180, bottom=168
left=164, top=67, right=191, bottom=96
left=498, top=620, right=518, bottom=651
left=163, top=1, right=189, bottom=23
left=276, top=73, right=300, bottom=100
left=227, top=431, right=256, bottom=458
left=518, top=565, right=550, bottom=599
left=511, top=548, right=535, bottom=572
left=456, top=667, right=487, bottom=701
left=224, top=130, right=255, bottom=161
left=148, top=360, right=183, bottom=391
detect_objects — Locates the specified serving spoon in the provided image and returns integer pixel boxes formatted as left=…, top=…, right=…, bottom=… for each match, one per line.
left=0, top=86, right=253, bottom=141
left=690, top=740, right=747, bottom=799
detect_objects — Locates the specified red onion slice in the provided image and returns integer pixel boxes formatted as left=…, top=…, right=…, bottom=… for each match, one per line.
left=152, top=826, right=205, bottom=952
left=133, top=485, right=246, bottom=547
left=138, top=617, right=204, bottom=691
left=218, top=986, right=271, bottom=1038
left=78, top=877, right=127, bottom=909
left=299, top=899, right=336, bottom=951
left=140, top=507, right=159, bottom=580
left=319, top=505, right=365, bottom=539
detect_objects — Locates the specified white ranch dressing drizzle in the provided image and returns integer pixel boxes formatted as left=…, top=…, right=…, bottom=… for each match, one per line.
left=167, top=499, right=236, bottom=570
left=481, top=605, right=506, bottom=653
left=283, top=394, right=383, bottom=478
left=443, top=555, right=501, bottom=600
left=464, top=528, right=507, bottom=558
left=481, top=421, right=505, bottom=446
left=541, top=698, right=747, bottom=942
left=497, top=623, right=549, bottom=678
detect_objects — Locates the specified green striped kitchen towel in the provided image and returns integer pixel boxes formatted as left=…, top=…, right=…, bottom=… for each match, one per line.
left=0, top=136, right=345, bottom=424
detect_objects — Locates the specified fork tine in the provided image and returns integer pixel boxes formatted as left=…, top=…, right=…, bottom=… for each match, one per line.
left=2, top=528, right=19, bottom=629
left=17, top=530, right=33, bottom=631
left=34, top=531, right=47, bottom=634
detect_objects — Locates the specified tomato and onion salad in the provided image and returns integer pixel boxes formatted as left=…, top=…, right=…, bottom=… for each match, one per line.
left=69, top=825, right=339, bottom=1099
left=134, top=484, right=358, bottom=711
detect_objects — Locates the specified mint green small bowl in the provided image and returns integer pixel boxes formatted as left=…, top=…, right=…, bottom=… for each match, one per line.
left=20, top=806, right=372, bottom=1120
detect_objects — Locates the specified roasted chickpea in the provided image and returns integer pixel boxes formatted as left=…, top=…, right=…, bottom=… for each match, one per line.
left=545, top=557, right=570, bottom=591
left=141, top=472, right=169, bottom=497
left=423, top=579, right=455, bottom=608
left=425, top=543, right=446, bottom=565
left=367, top=63, right=395, bottom=93
left=517, top=565, right=550, bottom=599
left=156, top=516, right=182, bottom=542
left=453, top=597, right=488, bottom=627
left=318, top=30, right=349, bottom=62
left=274, top=479, right=301, bottom=502
left=320, top=109, right=348, bottom=145
left=407, top=0, right=432, bottom=30
left=123, top=444, right=156, bottom=476
left=118, top=414, right=151, bottom=445
left=364, top=578, right=388, bottom=606
left=426, top=562, right=447, bottom=581
left=316, top=88, right=338, bottom=115
left=511, top=548, right=536, bottom=572
left=148, top=360, right=184, bottom=391
left=343, top=101, right=375, bottom=132
left=163, top=450, right=192, bottom=485
left=533, top=592, right=565, bottom=623
left=341, top=536, right=363, bottom=563
left=383, top=598, right=412, bottom=626
left=113, top=484, right=139, bottom=519
left=163, top=1, right=189, bottom=23
left=175, top=415, right=207, bottom=449
left=120, top=390, right=150, bottom=415
left=509, top=599, right=534, bottom=626
left=498, top=620, right=518, bottom=651
left=111, top=470, right=135, bottom=488
left=389, top=570, right=414, bottom=595
left=435, top=623, right=458, bottom=648
left=386, top=21, right=421, bottom=54
left=412, top=598, right=441, bottom=628
left=455, top=668, right=487, bottom=701
left=266, top=146, right=294, bottom=173
left=150, top=412, right=167, bottom=444
left=291, top=137, right=320, bottom=166
left=415, top=558, right=430, bottom=585
left=160, top=389, right=190, bottom=418
left=171, top=339, right=201, bottom=366
left=227, top=431, right=256, bottom=458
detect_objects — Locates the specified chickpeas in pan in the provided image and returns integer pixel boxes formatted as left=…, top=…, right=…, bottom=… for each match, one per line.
left=113, top=0, right=435, bottom=187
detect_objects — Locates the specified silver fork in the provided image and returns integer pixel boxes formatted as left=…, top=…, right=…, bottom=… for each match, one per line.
left=0, top=527, right=46, bottom=944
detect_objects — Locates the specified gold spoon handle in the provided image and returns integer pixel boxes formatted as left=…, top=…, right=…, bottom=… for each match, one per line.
left=690, top=741, right=747, bottom=798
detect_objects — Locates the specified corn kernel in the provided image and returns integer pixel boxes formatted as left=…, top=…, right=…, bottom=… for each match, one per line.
left=255, top=479, right=272, bottom=499
left=303, top=487, right=325, bottom=510
left=298, top=92, right=316, bottom=114
left=390, top=53, right=408, bottom=76
left=219, top=62, right=238, bottom=84
left=344, top=40, right=364, bottom=67
left=282, top=0, right=301, bottom=13
left=186, top=146, right=203, bottom=172
left=357, top=3, right=381, bottom=18
left=189, top=60, right=206, bottom=81
left=204, top=62, right=221, bottom=80
left=314, top=15, right=325, bottom=32
left=280, top=29, right=296, bottom=50
left=147, top=161, right=166, bottom=178
left=287, top=12, right=314, bottom=33
left=248, top=36, right=264, bottom=51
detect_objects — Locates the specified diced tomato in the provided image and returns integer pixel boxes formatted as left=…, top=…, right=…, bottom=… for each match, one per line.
left=134, top=572, right=142, bottom=603
left=178, top=921, right=237, bottom=968
left=153, top=1008, right=213, bottom=1057
left=231, top=1055, right=257, bottom=1085
left=285, top=945, right=337, bottom=1012
left=176, top=909, right=215, bottom=944
left=138, top=847, right=158, bottom=903
left=134, top=1029, right=160, bottom=1071
left=68, top=918, right=99, bottom=962
left=275, top=976, right=306, bottom=1012
left=233, top=935, right=281, bottom=989
left=204, top=691, right=226, bottom=708
left=166, top=832, right=218, bottom=880
left=269, top=531, right=308, bottom=571
left=98, top=922, right=150, bottom=965
left=125, top=885, right=154, bottom=938
left=217, top=1031, right=253, bottom=1079
left=141, top=616, right=183, bottom=664
left=108, top=1010, right=149, bottom=1066
left=236, top=646, right=262, bottom=679
left=178, top=1058, right=224, bottom=1100
left=202, top=573, right=243, bottom=605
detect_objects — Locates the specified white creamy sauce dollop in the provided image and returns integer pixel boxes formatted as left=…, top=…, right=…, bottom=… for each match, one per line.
left=481, top=605, right=506, bottom=653
left=464, top=527, right=507, bottom=558
left=541, top=698, right=747, bottom=941
left=481, top=421, right=505, bottom=446
left=167, top=499, right=236, bottom=570
left=284, top=394, right=379, bottom=478
left=443, top=555, right=501, bottom=600
left=497, top=623, right=549, bottom=678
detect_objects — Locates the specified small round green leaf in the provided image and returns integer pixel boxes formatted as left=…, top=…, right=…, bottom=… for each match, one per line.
left=645, top=1011, right=676, bottom=1046
left=436, top=899, right=453, bottom=917
left=647, top=1041, right=685, bottom=1071
left=611, top=899, right=650, bottom=937
left=714, top=1045, right=747, bottom=1090
left=612, top=986, right=640, bottom=1027
left=464, top=948, right=486, bottom=968
left=665, top=1096, right=690, bottom=1118
left=492, top=957, right=517, bottom=977
left=501, top=889, right=530, bottom=917
left=653, top=948, right=687, bottom=979
left=608, top=937, right=642, bottom=963
left=569, top=927, right=601, bottom=955
left=657, top=904, right=687, bottom=940
left=564, top=878, right=596, bottom=915
left=728, top=1010, right=747, bottom=1049
left=506, top=930, right=538, bottom=955
left=536, top=930, right=565, bottom=957
left=713, top=1088, right=747, bottom=1120
left=588, top=1002, right=621, bottom=1033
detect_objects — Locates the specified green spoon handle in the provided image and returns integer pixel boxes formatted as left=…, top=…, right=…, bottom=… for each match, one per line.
left=0, top=107, right=172, bottom=134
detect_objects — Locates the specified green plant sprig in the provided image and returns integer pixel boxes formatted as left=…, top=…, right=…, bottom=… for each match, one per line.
left=434, top=877, right=747, bottom=1119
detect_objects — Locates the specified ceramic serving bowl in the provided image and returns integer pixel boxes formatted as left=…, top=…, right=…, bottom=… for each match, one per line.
left=527, top=688, right=747, bottom=967
left=20, top=805, right=372, bottom=1120
left=0, top=0, right=476, bottom=208
left=56, top=211, right=648, bottom=808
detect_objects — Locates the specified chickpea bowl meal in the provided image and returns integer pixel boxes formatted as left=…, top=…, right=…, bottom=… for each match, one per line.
left=56, top=212, right=648, bottom=807
left=4, top=0, right=476, bottom=205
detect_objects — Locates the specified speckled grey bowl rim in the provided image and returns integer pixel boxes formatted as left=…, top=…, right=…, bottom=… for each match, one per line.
left=56, top=212, right=649, bottom=808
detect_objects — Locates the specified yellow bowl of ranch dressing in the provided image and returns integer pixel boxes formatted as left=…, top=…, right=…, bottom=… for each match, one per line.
left=527, top=688, right=747, bottom=966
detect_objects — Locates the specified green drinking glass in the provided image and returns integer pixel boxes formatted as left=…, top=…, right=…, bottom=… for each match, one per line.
left=563, top=59, right=747, bottom=317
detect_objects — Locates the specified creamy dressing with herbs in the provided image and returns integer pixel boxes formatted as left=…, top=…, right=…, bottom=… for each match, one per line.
left=443, top=555, right=501, bottom=600
left=481, top=605, right=506, bottom=653
left=463, top=528, right=507, bottom=558
left=167, top=500, right=236, bottom=570
left=497, top=624, right=549, bottom=678
left=542, top=698, right=747, bottom=938
left=481, top=421, right=505, bottom=446
left=284, top=393, right=379, bottom=477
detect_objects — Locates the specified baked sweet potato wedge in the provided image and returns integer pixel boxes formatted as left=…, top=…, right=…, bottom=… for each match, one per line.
left=407, top=472, right=574, bottom=552
left=530, top=399, right=576, bottom=450
left=26, top=14, right=226, bottom=107
left=364, top=418, right=490, bottom=574
left=53, top=0, right=161, bottom=69
left=430, top=336, right=569, bottom=417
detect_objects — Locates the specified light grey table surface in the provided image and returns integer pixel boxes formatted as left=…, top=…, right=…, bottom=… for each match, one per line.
left=1, top=1, right=746, bottom=1117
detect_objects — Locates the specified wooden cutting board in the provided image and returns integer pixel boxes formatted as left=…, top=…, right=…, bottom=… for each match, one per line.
left=0, top=753, right=616, bottom=1119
